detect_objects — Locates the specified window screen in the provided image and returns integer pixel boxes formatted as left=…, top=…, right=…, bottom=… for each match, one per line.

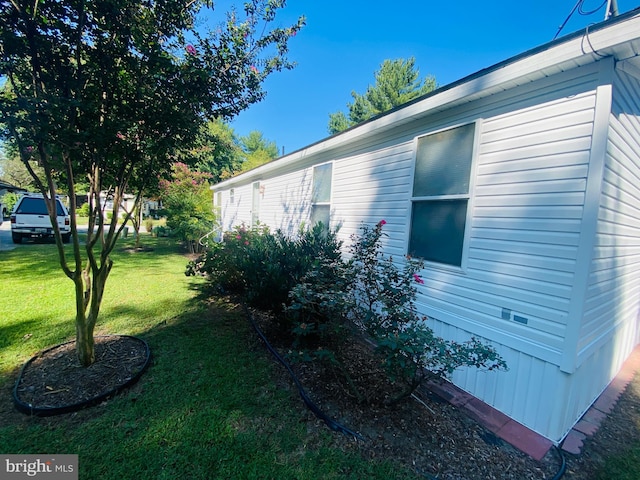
left=409, top=199, right=468, bottom=266
left=413, top=123, right=474, bottom=197
left=312, top=163, right=332, bottom=203
left=310, top=205, right=330, bottom=228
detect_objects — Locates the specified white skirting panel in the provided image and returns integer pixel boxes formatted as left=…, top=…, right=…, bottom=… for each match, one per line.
left=426, top=312, right=639, bottom=442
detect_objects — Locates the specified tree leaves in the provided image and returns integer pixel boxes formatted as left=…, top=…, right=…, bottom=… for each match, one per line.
left=328, top=57, right=437, bottom=135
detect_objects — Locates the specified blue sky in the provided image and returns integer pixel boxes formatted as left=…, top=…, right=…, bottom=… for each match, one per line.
left=227, top=0, right=639, bottom=155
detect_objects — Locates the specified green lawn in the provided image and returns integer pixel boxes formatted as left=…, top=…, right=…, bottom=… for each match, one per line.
left=0, top=234, right=416, bottom=479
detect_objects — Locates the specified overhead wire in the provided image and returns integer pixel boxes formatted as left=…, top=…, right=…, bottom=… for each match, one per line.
left=578, top=0, right=608, bottom=15
left=553, top=0, right=610, bottom=39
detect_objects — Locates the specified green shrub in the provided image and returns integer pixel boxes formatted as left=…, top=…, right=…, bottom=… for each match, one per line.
left=286, top=247, right=352, bottom=350
left=153, top=225, right=169, bottom=237
left=159, top=163, right=214, bottom=254
left=188, top=222, right=344, bottom=320
left=347, top=220, right=507, bottom=404
left=77, top=202, right=91, bottom=217
left=3, top=191, right=19, bottom=214
left=189, top=219, right=508, bottom=407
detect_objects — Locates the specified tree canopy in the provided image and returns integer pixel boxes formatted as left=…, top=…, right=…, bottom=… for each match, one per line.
left=239, top=130, right=279, bottom=172
left=328, top=57, right=437, bottom=135
left=0, top=0, right=304, bottom=366
left=191, top=120, right=279, bottom=180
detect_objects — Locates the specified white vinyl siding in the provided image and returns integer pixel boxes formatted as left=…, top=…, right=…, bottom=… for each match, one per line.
left=263, top=168, right=313, bottom=236
left=331, top=143, right=414, bottom=257
left=466, top=90, right=597, bottom=344
left=579, top=69, right=640, bottom=358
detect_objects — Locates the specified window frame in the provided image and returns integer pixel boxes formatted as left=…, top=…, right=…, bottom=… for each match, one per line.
left=310, top=161, right=333, bottom=228
left=406, top=120, right=480, bottom=272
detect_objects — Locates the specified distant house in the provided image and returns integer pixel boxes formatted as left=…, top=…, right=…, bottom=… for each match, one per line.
left=210, top=9, right=640, bottom=443
left=0, top=180, right=28, bottom=216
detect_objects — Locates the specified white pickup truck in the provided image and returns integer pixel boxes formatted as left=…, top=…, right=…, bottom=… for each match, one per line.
left=10, top=193, right=71, bottom=243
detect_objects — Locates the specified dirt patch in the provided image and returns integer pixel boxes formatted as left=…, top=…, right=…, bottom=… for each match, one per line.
left=13, top=335, right=149, bottom=414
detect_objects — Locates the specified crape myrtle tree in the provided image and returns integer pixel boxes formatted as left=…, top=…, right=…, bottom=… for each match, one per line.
left=0, top=0, right=304, bottom=367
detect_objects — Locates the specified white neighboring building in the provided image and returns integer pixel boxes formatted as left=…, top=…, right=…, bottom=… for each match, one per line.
left=211, top=9, right=640, bottom=443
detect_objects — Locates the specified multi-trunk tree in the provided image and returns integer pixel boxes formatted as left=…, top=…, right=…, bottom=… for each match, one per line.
left=0, top=0, right=304, bottom=366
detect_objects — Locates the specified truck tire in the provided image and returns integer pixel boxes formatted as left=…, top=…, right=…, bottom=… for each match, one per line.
left=12, top=232, right=22, bottom=244
left=62, top=233, right=71, bottom=244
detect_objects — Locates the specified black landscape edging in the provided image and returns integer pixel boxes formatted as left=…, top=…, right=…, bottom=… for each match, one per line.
left=12, top=335, right=151, bottom=417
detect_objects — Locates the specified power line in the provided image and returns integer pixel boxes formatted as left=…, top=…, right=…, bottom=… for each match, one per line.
left=553, top=0, right=618, bottom=40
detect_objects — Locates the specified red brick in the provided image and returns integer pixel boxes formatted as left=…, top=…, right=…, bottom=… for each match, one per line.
left=464, top=397, right=511, bottom=432
left=573, top=419, right=599, bottom=436
left=593, top=387, right=623, bottom=414
left=581, top=407, right=607, bottom=428
left=496, top=421, right=553, bottom=461
left=561, top=430, right=587, bottom=455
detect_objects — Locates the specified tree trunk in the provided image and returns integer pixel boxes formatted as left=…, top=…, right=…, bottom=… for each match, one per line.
left=75, top=316, right=95, bottom=367
left=72, top=250, right=112, bottom=367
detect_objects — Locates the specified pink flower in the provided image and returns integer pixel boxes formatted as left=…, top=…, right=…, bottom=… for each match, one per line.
left=186, top=44, right=197, bottom=55
left=413, top=274, right=424, bottom=284
left=236, top=235, right=242, bottom=240
left=116, top=132, right=125, bottom=140
left=378, top=219, right=387, bottom=227
left=25, top=146, right=34, bottom=153
left=250, top=65, right=259, bottom=74
left=244, top=241, right=249, bottom=245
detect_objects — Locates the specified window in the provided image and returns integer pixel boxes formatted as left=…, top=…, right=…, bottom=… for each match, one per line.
left=310, top=163, right=332, bottom=227
left=408, top=123, right=475, bottom=267
left=251, top=182, right=260, bottom=227
left=16, top=197, right=66, bottom=216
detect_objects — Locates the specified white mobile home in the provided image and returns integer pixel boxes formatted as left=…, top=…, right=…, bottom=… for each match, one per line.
left=211, top=9, right=640, bottom=443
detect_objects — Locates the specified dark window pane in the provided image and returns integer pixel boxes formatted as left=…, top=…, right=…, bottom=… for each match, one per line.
left=413, top=123, right=474, bottom=196
left=17, top=197, right=65, bottom=215
left=312, top=163, right=332, bottom=203
left=409, top=200, right=468, bottom=266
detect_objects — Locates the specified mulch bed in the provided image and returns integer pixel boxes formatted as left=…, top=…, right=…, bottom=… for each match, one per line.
left=248, top=308, right=563, bottom=479
left=13, top=335, right=149, bottom=414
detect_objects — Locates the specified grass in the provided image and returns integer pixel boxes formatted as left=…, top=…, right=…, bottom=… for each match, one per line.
left=595, top=447, right=640, bottom=480
left=0, top=234, right=417, bottom=479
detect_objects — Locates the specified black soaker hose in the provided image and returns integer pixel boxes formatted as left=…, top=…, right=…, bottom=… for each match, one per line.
left=243, top=304, right=362, bottom=440
left=551, top=445, right=567, bottom=480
